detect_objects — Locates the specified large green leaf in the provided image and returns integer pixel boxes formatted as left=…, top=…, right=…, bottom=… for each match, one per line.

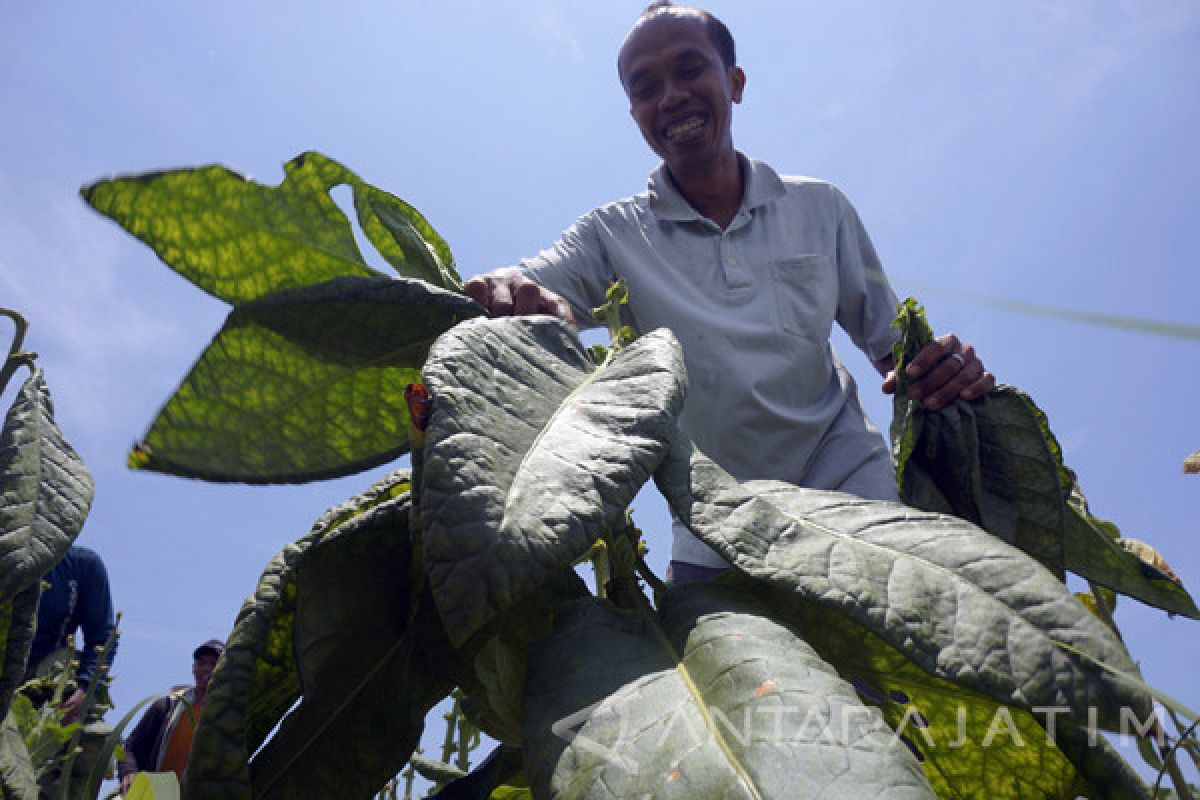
left=420, top=317, right=686, bottom=646
left=81, top=151, right=461, bottom=304
left=0, top=584, right=39, bottom=725
left=738, top=574, right=1151, bottom=799
left=655, top=439, right=1150, bottom=732
left=186, top=469, right=457, bottom=800
left=890, top=299, right=1198, bottom=618
left=523, top=582, right=935, bottom=799
left=0, top=368, right=94, bottom=602
left=130, top=276, right=482, bottom=483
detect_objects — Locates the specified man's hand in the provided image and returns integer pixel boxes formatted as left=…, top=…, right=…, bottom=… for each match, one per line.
left=881, top=333, right=994, bottom=411
left=119, top=772, right=137, bottom=795
left=60, top=687, right=87, bottom=724
left=464, top=269, right=576, bottom=323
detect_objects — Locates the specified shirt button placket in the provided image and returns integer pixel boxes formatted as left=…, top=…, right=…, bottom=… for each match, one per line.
left=720, top=231, right=750, bottom=289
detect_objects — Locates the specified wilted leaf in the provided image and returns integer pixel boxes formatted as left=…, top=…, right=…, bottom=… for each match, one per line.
left=421, top=316, right=686, bottom=646
left=655, top=439, right=1150, bottom=732
left=186, top=470, right=458, bottom=800
left=891, top=299, right=1198, bottom=618
left=0, top=368, right=94, bottom=601
left=131, top=276, right=481, bottom=483
left=523, top=583, right=934, bottom=799
left=82, top=151, right=460, bottom=304
left=743, top=574, right=1151, bottom=799
left=1120, top=539, right=1182, bottom=586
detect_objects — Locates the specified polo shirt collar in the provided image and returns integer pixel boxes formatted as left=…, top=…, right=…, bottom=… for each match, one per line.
left=646, top=152, right=786, bottom=224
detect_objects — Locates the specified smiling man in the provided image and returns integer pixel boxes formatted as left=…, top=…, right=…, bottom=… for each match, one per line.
left=465, top=2, right=994, bottom=581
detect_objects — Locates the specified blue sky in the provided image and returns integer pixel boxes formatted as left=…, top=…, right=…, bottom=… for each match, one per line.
left=2, top=0, right=1198, bottom=789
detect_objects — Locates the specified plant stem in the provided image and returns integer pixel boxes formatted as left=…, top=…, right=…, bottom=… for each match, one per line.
left=439, top=691, right=461, bottom=769
left=602, top=519, right=653, bottom=613
left=0, top=308, right=35, bottom=396
left=1086, top=581, right=1123, bottom=641
left=401, top=749, right=418, bottom=800
left=56, top=615, right=121, bottom=800
left=1168, top=707, right=1200, bottom=771
left=454, top=704, right=475, bottom=773
left=636, top=554, right=667, bottom=597
left=1154, top=718, right=1199, bottom=800
left=591, top=539, right=610, bottom=599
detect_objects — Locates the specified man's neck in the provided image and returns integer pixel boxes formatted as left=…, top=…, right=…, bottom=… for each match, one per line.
left=667, top=151, right=743, bottom=230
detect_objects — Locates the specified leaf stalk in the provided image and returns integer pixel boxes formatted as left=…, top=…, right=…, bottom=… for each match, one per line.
left=1, top=308, right=36, bottom=396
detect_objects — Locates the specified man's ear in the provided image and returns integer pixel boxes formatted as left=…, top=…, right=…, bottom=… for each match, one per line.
left=731, top=67, right=746, bottom=103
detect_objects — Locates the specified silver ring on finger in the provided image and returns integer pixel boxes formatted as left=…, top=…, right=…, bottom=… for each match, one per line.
left=949, top=352, right=966, bottom=368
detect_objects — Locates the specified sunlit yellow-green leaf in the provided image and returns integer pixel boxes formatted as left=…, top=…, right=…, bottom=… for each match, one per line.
left=131, top=276, right=481, bottom=483
left=82, top=151, right=461, bottom=304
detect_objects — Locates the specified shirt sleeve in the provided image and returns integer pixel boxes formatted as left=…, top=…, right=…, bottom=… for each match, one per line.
left=514, top=211, right=616, bottom=328
left=120, top=697, right=169, bottom=777
left=75, top=551, right=117, bottom=686
left=831, top=187, right=901, bottom=364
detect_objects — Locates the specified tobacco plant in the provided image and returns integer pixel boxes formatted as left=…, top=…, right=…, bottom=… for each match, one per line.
left=79, top=153, right=1200, bottom=799
left=0, top=310, right=97, bottom=799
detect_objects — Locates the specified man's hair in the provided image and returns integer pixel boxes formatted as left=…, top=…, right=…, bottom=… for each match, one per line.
left=636, top=2, right=737, bottom=68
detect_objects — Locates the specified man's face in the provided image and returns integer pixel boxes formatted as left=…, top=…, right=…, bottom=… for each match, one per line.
left=193, top=652, right=218, bottom=692
left=618, top=12, right=744, bottom=176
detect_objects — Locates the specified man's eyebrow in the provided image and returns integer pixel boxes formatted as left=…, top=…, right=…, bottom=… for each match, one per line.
left=624, top=48, right=709, bottom=86
left=625, top=66, right=651, bottom=86
left=672, top=48, right=707, bottom=63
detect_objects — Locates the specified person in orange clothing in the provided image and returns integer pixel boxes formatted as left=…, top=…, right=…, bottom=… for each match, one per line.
left=117, top=639, right=223, bottom=793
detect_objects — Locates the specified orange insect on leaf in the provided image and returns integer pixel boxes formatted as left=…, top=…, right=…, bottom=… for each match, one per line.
left=405, top=382, right=432, bottom=431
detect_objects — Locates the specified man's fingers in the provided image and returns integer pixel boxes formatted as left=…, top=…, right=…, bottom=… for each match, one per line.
left=921, top=358, right=982, bottom=410
left=880, top=370, right=898, bottom=395
left=463, top=272, right=574, bottom=322
left=906, top=346, right=968, bottom=401
left=960, top=370, right=996, bottom=401
left=489, top=279, right=515, bottom=316
left=905, top=334, right=960, bottom=379
left=904, top=337, right=996, bottom=410
left=463, top=277, right=490, bottom=309
left=513, top=280, right=543, bottom=315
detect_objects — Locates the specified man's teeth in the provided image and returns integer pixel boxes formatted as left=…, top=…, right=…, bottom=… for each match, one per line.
left=666, top=117, right=704, bottom=139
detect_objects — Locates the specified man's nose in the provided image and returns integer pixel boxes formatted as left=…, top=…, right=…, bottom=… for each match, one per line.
left=658, top=79, right=687, bottom=111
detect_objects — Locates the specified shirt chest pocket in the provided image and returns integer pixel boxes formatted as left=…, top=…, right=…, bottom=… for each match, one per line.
left=771, top=254, right=837, bottom=340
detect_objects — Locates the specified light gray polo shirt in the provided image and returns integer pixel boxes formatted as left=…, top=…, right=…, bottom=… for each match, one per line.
left=518, top=155, right=900, bottom=566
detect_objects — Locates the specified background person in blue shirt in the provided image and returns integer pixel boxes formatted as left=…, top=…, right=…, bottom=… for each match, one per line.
left=27, top=543, right=118, bottom=724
